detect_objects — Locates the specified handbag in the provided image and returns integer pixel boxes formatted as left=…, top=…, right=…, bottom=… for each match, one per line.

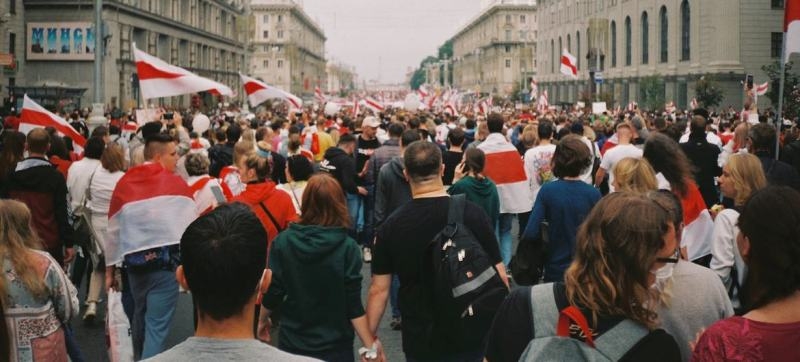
left=510, top=221, right=549, bottom=286
left=72, top=167, right=104, bottom=266
left=106, top=289, right=134, bottom=362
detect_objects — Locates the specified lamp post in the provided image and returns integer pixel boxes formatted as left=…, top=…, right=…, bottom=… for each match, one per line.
left=87, top=0, right=106, bottom=133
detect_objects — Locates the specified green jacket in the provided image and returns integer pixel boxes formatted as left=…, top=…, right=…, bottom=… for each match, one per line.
left=448, top=175, right=501, bottom=230
left=262, top=223, right=364, bottom=352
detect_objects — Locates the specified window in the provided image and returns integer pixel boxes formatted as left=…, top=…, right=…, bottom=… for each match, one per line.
left=505, top=59, right=512, bottom=68
left=567, top=34, right=571, bottom=53
left=506, top=14, right=512, bottom=23
left=681, top=0, right=690, bottom=61
left=772, top=0, right=785, bottom=9
left=263, top=30, right=269, bottom=39
left=611, top=21, right=617, bottom=67
left=8, top=32, right=15, bottom=55
left=520, top=15, right=526, bottom=24
left=678, top=82, right=688, bottom=109
left=625, top=16, right=632, bottom=65
left=641, top=11, right=649, bottom=64
left=558, top=37, right=562, bottom=56
left=772, top=32, right=783, bottom=58
left=577, top=31, right=581, bottom=70
left=277, top=59, right=283, bottom=68
left=9, top=0, right=15, bottom=14
left=277, top=14, right=283, bottom=22
left=505, top=45, right=511, bottom=53
left=263, top=14, right=268, bottom=23
left=263, top=60, right=268, bottom=68
left=551, top=39, right=555, bottom=73
left=520, top=30, right=526, bottom=40
left=505, top=30, right=512, bottom=41
left=277, top=30, right=284, bottom=39
left=660, top=6, right=668, bottom=63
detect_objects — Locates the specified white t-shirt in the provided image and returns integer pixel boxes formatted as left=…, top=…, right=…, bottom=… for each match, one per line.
left=88, top=167, right=125, bottom=215
left=600, top=144, right=643, bottom=192
left=579, top=136, right=599, bottom=185
left=524, top=144, right=557, bottom=203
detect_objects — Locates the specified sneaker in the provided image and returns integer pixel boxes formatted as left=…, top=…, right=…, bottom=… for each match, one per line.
left=390, top=317, right=402, bottom=331
left=363, top=247, right=372, bottom=263
left=83, top=301, right=97, bottom=324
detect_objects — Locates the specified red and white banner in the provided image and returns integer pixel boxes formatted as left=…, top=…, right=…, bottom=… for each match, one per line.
left=19, top=95, right=87, bottom=152
left=785, top=0, right=800, bottom=63
left=363, top=96, right=385, bottom=112
left=680, top=182, right=715, bottom=261
left=352, top=95, right=361, bottom=117
left=755, top=81, right=769, bottom=96
left=188, top=176, right=225, bottom=216
left=133, top=43, right=233, bottom=99
left=105, top=163, right=197, bottom=266
left=690, top=98, right=699, bottom=110
left=417, top=85, right=430, bottom=101
left=477, top=134, right=532, bottom=214
left=315, top=86, right=327, bottom=104
left=240, top=73, right=302, bottom=109
left=560, top=49, right=578, bottom=79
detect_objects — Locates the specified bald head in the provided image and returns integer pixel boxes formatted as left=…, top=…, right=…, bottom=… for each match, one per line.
left=26, top=128, right=50, bottom=154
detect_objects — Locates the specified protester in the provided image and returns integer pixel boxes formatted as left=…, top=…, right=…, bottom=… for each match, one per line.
left=524, top=121, right=557, bottom=203
left=572, top=121, right=600, bottom=185
left=442, top=127, right=465, bottom=185
left=368, top=122, right=404, bottom=189
left=709, top=152, right=767, bottom=312
left=595, top=122, right=642, bottom=193
left=320, top=134, right=367, bottom=254
left=367, top=140, right=507, bottom=362
left=259, top=174, right=380, bottom=361
left=648, top=190, right=734, bottom=361
left=145, top=203, right=315, bottom=362
left=613, top=157, right=659, bottom=193
left=185, top=152, right=226, bottom=215
left=520, top=135, right=601, bottom=282
left=449, top=147, right=500, bottom=233
left=681, top=115, right=722, bottom=208
left=693, top=186, right=800, bottom=361
left=276, top=155, right=313, bottom=215
left=0, top=199, right=79, bottom=362
left=208, top=127, right=234, bottom=177
left=3, top=128, right=75, bottom=266
left=478, top=113, right=532, bottom=268
left=106, top=133, right=197, bottom=359
left=232, top=151, right=297, bottom=245
left=486, top=192, right=681, bottom=361
left=0, top=131, right=26, bottom=185
left=747, top=123, right=800, bottom=191
left=355, top=117, right=382, bottom=260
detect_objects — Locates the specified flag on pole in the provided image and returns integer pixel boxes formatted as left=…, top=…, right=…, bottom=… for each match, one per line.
left=239, top=73, right=302, bottom=109
left=755, top=81, right=769, bottom=96
left=785, top=0, right=800, bottom=63
left=352, top=95, right=360, bottom=117
left=19, top=95, right=87, bottom=152
left=315, top=86, right=327, bottom=104
left=133, top=43, right=233, bottom=99
left=363, top=96, right=385, bottom=113
left=560, top=49, right=578, bottom=79
left=690, top=98, right=699, bottom=110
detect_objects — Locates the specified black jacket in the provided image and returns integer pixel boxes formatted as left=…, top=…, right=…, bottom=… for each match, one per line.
left=756, top=151, right=800, bottom=191
left=320, top=147, right=358, bottom=194
left=208, top=143, right=234, bottom=177
left=681, top=134, right=722, bottom=208
left=375, top=157, right=412, bottom=227
left=780, top=140, right=800, bottom=176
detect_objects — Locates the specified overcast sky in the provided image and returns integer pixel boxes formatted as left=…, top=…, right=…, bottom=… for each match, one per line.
left=298, top=0, right=483, bottom=84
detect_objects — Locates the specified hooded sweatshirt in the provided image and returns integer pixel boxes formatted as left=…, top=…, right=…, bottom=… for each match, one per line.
left=231, top=181, right=297, bottom=244
left=262, top=223, right=364, bottom=352
left=319, top=147, right=358, bottom=195
left=448, top=175, right=500, bottom=231
left=375, top=157, right=412, bottom=228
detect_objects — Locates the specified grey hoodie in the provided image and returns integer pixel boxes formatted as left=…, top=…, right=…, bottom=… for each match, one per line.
left=374, top=156, right=412, bottom=228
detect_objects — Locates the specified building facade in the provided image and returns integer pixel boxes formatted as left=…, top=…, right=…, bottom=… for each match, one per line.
left=536, top=0, right=786, bottom=110
left=451, top=1, right=537, bottom=97
left=18, top=0, right=248, bottom=111
left=326, top=60, right=355, bottom=96
left=250, top=0, right=325, bottom=100
left=0, top=0, right=26, bottom=110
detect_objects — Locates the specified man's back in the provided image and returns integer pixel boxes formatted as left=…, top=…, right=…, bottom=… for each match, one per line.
left=374, top=157, right=411, bottom=227
left=758, top=153, right=800, bottom=191
left=144, top=337, right=318, bottom=362
left=681, top=137, right=722, bottom=207
left=372, top=196, right=501, bottom=358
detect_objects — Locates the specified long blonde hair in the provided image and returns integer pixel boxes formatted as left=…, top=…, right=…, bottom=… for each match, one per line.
left=613, top=157, right=658, bottom=194
left=0, top=200, right=48, bottom=302
left=726, top=153, right=767, bottom=206
left=564, top=192, right=671, bottom=329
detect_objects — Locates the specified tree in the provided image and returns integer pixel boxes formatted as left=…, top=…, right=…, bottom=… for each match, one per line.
left=409, top=55, right=438, bottom=90
left=694, top=74, right=724, bottom=109
left=640, top=74, right=666, bottom=111
left=762, top=61, right=800, bottom=119
left=437, top=39, right=454, bottom=86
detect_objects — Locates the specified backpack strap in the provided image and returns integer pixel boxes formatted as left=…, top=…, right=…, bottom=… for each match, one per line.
left=593, top=319, right=649, bottom=360
left=258, top=201, right=284, bottom=233
left=530, top=283, right=559, bottom=339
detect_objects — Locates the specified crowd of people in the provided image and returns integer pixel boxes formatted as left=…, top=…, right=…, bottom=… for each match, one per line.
left=0, top=100, right=798, bottom=362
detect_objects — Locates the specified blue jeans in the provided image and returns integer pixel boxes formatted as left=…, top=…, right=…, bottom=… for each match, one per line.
left=359, top=184, right=376, bottom=247
left=346, top=193, right=364, bottom=240
left=128, top=269, right=179, bottom=360
left=497, top=213, right=514, bottom=267
left=390, top=274, right=401, bottom=318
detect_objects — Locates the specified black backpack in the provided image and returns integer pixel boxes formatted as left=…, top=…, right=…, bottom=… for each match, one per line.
left=424, top=194, right=509, bottom=345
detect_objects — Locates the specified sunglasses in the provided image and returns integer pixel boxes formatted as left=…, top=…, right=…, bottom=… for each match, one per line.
left=656, top=248, right=680, bottom=264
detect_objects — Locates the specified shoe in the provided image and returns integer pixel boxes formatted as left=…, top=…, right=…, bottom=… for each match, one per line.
left=83, top=302, right=97, bottom=324
left=363, top=247, right=372, bottom=263
left=390, top=317, right=402, bottom=330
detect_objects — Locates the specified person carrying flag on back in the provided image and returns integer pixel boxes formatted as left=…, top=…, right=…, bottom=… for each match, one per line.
left=105, top=132, right=198, bottom=360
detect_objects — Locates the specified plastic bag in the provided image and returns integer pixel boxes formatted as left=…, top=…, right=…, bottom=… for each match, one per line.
left=106, top=289, right=134, bottom=362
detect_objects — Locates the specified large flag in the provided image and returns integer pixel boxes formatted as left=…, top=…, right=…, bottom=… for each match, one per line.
left=315, top=86, right=327, bottom=104
left=239, top=73, right=302, bottom=109
left=133, top=43, right=233, bottom=99
left=755, top=81, right=769, bottom=96
left=19, top=95, right=87, bottom=152
left=680, top=182, right=715, bottom=261
left=560, top=49, right=578, bottom=79
left=363, top=96, right=385, bottom=113
left=785, top=0, right=800, bottom=62
left=105, top=163, right=197, bottom=266
left=477, top=134, right=532, bottom=214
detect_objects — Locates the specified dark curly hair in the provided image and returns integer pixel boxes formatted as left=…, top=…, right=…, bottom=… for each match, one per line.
left=643, top=132, right=694, bottom=197
left=552, top=135, right=591, bottom=178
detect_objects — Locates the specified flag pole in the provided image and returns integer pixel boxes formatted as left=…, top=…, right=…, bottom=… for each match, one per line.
left=775, top=32, right=788, bottom=160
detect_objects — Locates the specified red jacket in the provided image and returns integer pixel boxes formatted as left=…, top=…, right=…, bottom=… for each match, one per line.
left=232, top=181, right=297, bottom=245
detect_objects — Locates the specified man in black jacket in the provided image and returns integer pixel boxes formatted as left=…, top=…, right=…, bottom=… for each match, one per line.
left=320, top=134, right=366, bottom=238
left=781, top=124, right=800, bottom=176
left=3, top=128, right=75, bottom=265
left=748, top=123, right=800, bottom=191
left=681, top=115, right=721, bottom=208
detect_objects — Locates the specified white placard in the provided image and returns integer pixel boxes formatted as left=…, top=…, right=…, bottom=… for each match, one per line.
left=592, top=102, right=607, bottom=114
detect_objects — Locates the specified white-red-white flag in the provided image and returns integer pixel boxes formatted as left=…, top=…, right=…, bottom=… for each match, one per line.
left=19, top=95, right=87, bottom=152
left=363, top=96, right=385, bottom=112
left=417, top=85, right=430, bottom=101
left=690, top=98, right=699, bottom=110
left=133, top=43, right=233, bottom=99
left=239, top=73, right=302, bottom=109
left=785, top=0, right=800, bottom=63
left=755, top=81, right=769, bottom=96
left=352, top=95, right=361, bottom=117
left=315, top=86, right=327, bottom=104
left=560, top=49, right=578, bottom=79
